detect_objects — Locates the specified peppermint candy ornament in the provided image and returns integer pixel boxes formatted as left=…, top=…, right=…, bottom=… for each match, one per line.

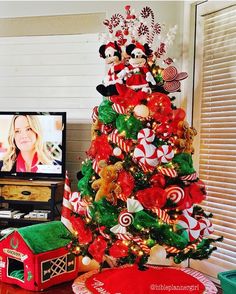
left=133, top=143, right=158, bottom=172
left=165, top=185, right=185, bottom=204
left=137, top=128, right=155, bottom=144
left=118, top=211, right=134, bottom=227
left=177, top=214, right=200, bottom=242
left=199, top=218, right=214, bottom=236
left=157, top=145, right=174, bottom=163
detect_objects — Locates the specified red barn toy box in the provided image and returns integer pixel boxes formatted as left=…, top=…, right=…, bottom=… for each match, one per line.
left=0, top=221, right=78, bottom=291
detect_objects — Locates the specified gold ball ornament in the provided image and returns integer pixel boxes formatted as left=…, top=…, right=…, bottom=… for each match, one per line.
left=133, top=104, right=149, bottom=119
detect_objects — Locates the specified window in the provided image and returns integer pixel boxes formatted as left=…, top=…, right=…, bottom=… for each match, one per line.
left=191, top=2, right=236, bottom=279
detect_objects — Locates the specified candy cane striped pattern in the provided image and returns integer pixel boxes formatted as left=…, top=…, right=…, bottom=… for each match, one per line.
left=109, top=129, right=132, bottom=153
left=112, top=103, right=127, bottom=114
left=91, top=106, right=99, bottom=122
left=160, top=167, right=177, bottom=178
left=181, top=172, right=198, bottom=181
left=133, top=237, right=150, bottom=254
left=181, top=268, right=217, bottom=294
left=152, top=208, right=173, bottom=225
left=92, top=159, right=100, bottom=174
left=163, top=245, right=180, bottom=254
left=61, top=171, right=75, bottom=234
left=98, top=227, right=111, bottom=240
left=165, top=186, right=185, bottom=204
left=117, top=193, right=129, bottom=202
left=116, top=233, right=133, bottom=241
left=164, top=238, right=202, bottom=254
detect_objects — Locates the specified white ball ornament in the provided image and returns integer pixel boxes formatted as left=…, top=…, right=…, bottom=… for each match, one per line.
left=113, top=147, right=122, bottom=157
left=82, top=256, right=91, bottom=265
left=133, top=104, right=149, bottom=118
left=148, top=245, right=171, bottom=266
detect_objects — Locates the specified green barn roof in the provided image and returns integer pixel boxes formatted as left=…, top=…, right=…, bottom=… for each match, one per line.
left=16, top=221, right=73, bottom=254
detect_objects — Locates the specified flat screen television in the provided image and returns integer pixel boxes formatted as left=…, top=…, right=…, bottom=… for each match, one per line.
left=0, top=112, right=66, bottom=180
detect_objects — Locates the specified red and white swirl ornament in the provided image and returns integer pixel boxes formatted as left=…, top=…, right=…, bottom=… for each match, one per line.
left=199, top=218, right=214, bottom=236
left=133, top=143, right=158, bottom=172
left=165, top=186, right=185, bottom=204
left=137, top=128, right=155, bottom=144
left=118, top=211, right=134, bottom=227
left=110, top=199, right=143, bottom=235
left=69, top=192, right=86, bottom=214
left=157, top=145, right=174, bottom=163
left=177, top=214, right=200, bottom=242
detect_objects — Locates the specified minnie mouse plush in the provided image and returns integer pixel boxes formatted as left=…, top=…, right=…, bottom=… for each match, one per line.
left=96, top=41, right=125, bottom=97
left=119, top=42, right=156, bottom=92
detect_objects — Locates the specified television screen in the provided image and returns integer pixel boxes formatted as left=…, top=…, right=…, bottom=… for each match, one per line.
left=0, top=112, right=66, bottom=179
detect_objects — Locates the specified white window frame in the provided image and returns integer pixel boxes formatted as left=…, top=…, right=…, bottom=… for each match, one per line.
left=191, top=0, right=236, bottom=281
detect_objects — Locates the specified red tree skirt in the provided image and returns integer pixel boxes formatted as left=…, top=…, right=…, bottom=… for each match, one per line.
left=72, top=265, right=217, bottom=294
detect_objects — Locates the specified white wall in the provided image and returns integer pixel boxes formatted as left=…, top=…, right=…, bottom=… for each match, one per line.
left=0, top=1, right=185, bottom=61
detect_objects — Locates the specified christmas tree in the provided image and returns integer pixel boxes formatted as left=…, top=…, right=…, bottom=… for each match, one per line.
left=65, top=5, right=222, bottom=269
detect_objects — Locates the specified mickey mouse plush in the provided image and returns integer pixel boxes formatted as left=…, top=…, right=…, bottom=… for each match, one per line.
left=96, top=41, right=125, bottom=97
left=119, top=42, right=156, bottom=92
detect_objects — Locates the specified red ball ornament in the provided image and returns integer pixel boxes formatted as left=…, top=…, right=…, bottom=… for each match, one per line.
left=117, top=170, right=135, bottom=201
left=136, top=187, right=167, bottom=209
left=147, top=92, right=172, bottom=123
left=109, top=240, right=129, bottom=258
left=150, top=173, right=166, bottom=188
left=88, top=236, right=107, bottom=263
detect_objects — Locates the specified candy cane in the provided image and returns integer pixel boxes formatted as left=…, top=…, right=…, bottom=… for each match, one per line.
left=116, top=233, right=133, bottom=241
left=159, top=167, right=177, bottom=178
left=112, top=103, right=127, bottom=114
left=133, top=237, right=150, bottom=254
left=152, top=208, right=173, bottom=225
left=109, top=129, right=133, bottom=153
left=61, top=171, right=75, bottom=234
left=181, top=172, right=198, bottom=181
left=92, top=106, right=99, bottom=122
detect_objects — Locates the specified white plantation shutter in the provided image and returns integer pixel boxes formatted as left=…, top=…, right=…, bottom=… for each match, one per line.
left=191, top=3, right=236, bottom=278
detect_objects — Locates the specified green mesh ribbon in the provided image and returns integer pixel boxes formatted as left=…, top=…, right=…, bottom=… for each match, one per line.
left=172, top=153, right=196, bottom=175
left=98, top=99, right=118, bottom=124
left=78, top=159, right=94, bottom=196
left=133, top=211, right=160, bottom=230
left=150, top=224, right=188, bottom=249
left=90, top=198, right=119, bottom=227
left=116, top=115, right=143, bottom=139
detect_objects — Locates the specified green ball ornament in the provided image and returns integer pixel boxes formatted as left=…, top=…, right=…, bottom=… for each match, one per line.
left=78, top=160, right=94, bottom=196
left=146, top=238, right=156, bottom=247
left=174, top=255, right=183, bottom=264
left=116, top=115, right=142, bottom=139
left=172, top=153, right=196, bottom=175
left=98, top=99, right=118, bottom=124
